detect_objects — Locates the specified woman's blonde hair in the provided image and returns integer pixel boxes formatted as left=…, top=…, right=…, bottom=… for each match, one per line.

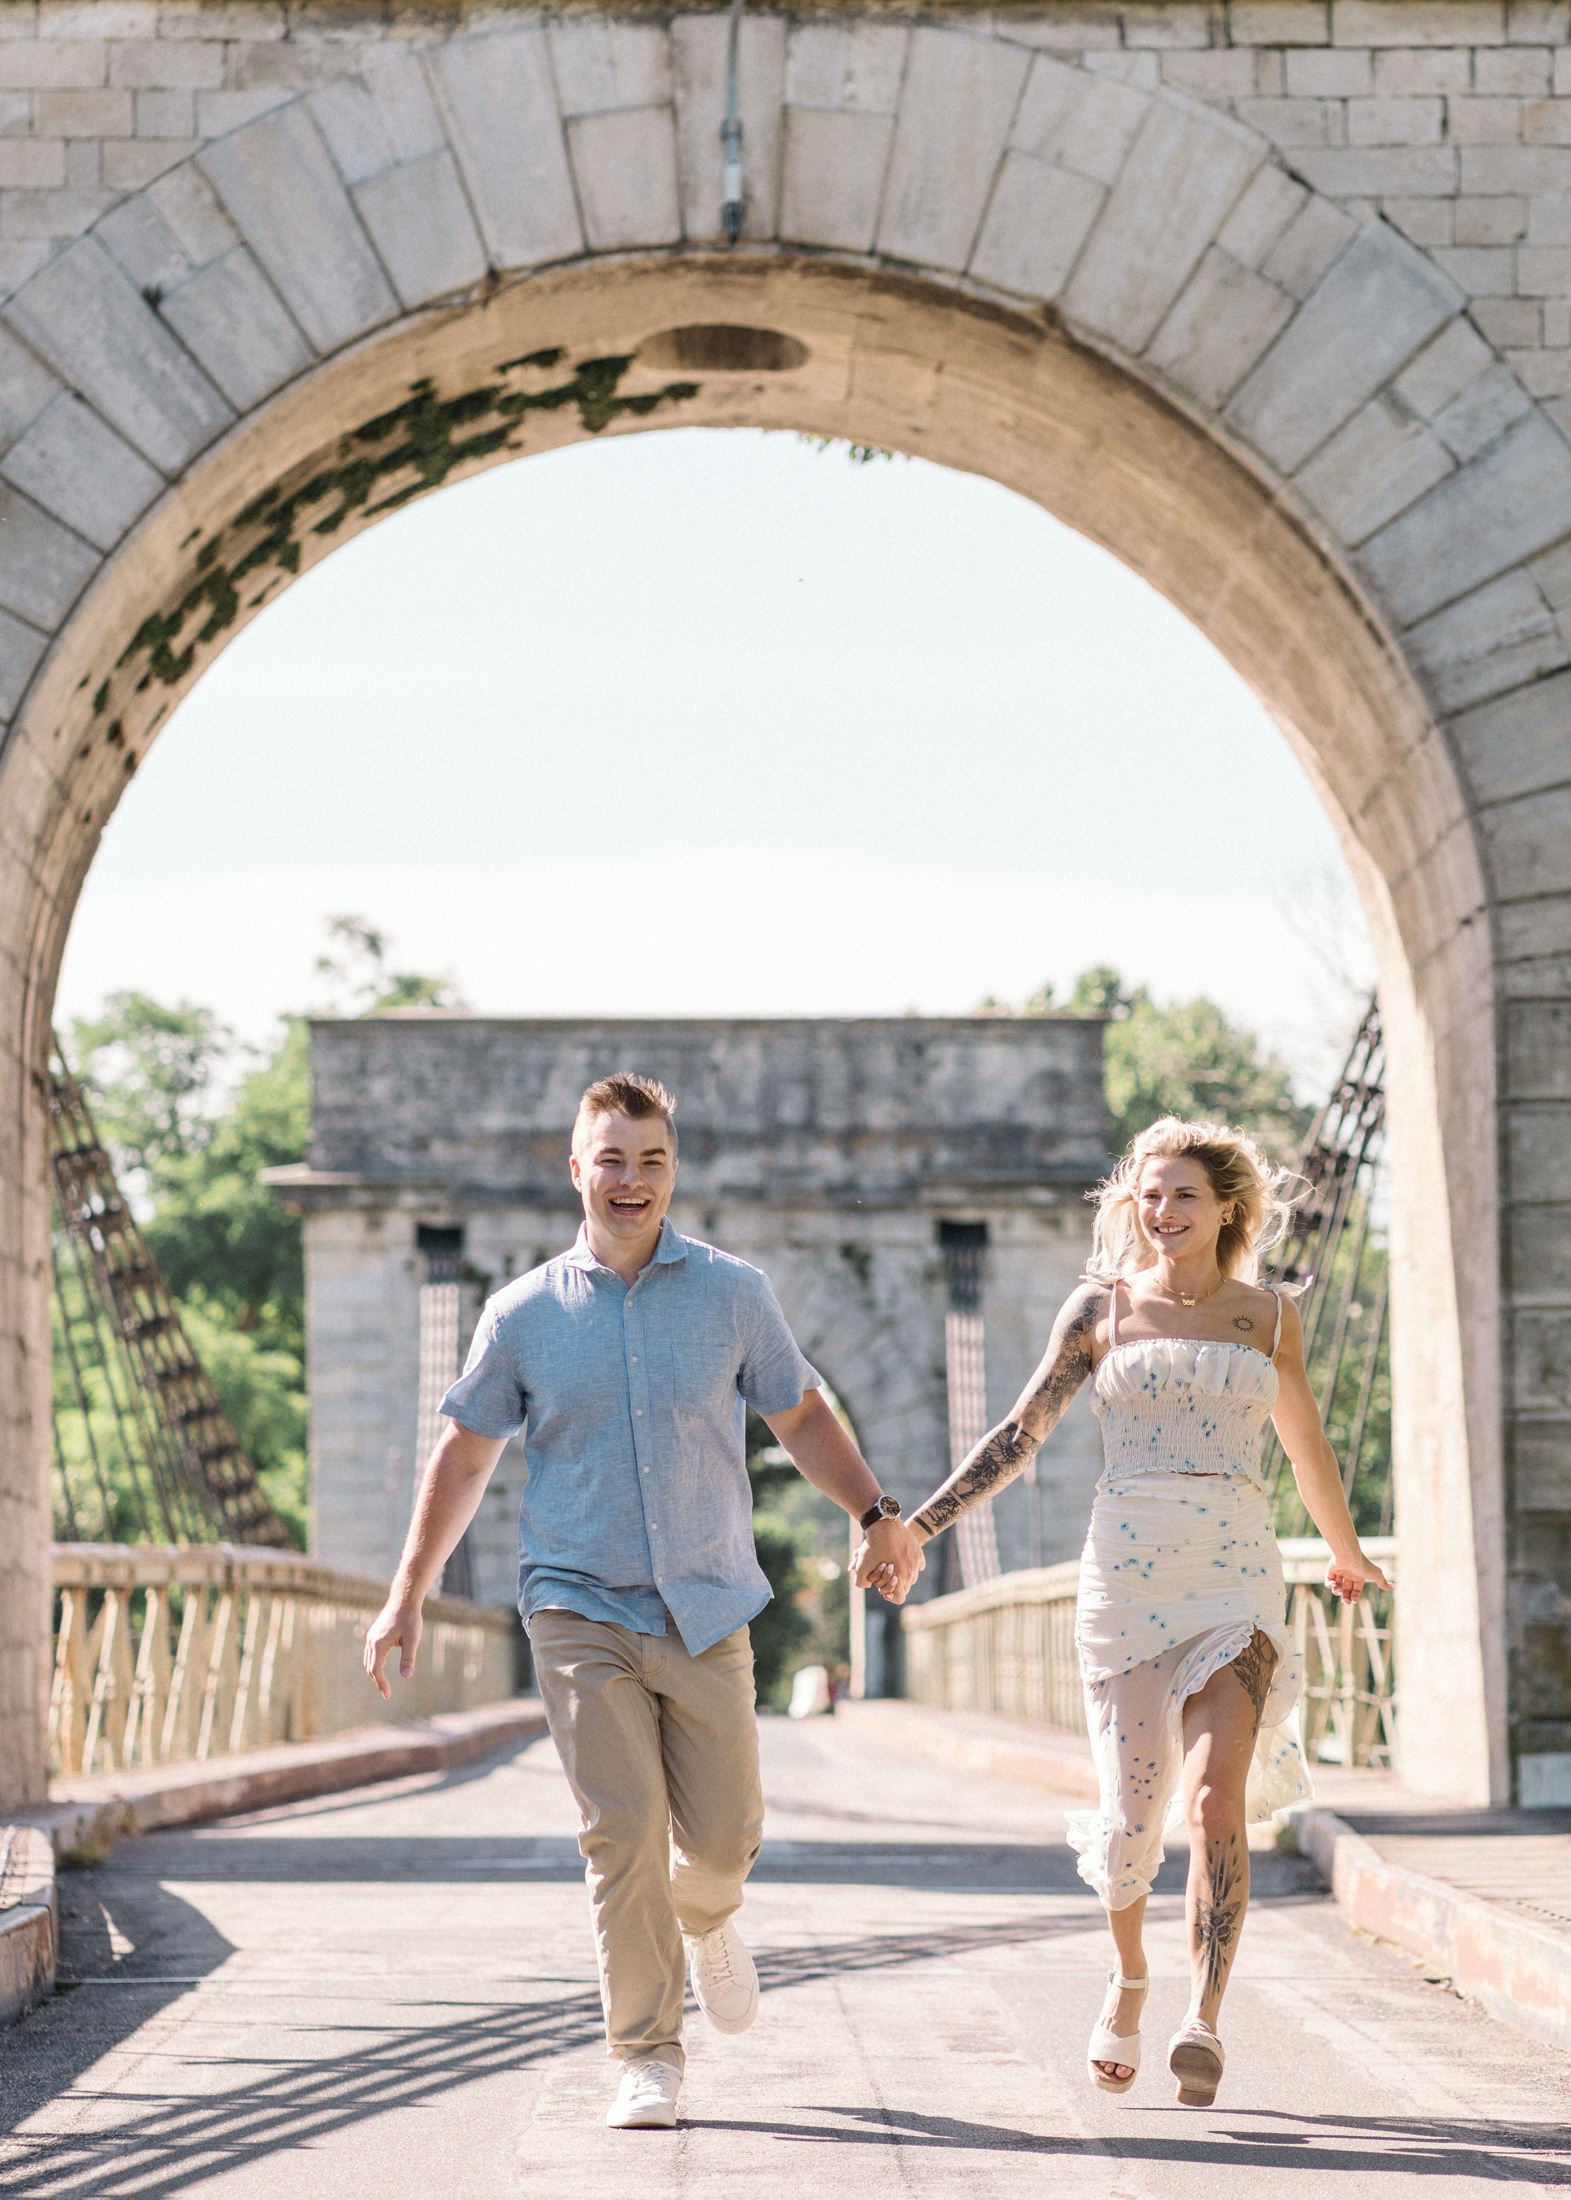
left=1087, top=1117, right=1300, bottom=1284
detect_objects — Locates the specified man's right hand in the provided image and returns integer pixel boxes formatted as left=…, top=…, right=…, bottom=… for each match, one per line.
left=852, top=1518, right=925, bottom=1604
left=364, top=1597, right=422, bottom=1699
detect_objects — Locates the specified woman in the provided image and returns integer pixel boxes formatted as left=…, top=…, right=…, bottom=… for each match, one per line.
left=864, top=1117, right=1390, bottom=2107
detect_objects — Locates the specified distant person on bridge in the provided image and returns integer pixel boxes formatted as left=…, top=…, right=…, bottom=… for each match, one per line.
left=365, top=1072, right=924, bottom=2130
left=862, top=1117, right=1390, bottom=2110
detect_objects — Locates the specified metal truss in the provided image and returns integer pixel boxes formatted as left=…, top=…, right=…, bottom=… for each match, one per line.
left=48, top=1042, right=292, bottom=1548
left=1262, top=996, right=1390, bottom=1535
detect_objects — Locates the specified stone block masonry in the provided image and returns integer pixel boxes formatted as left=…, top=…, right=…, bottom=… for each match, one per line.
left=0, top=1, right=1558, bottom=409
left=0, top=0, right=1564, bottom=1814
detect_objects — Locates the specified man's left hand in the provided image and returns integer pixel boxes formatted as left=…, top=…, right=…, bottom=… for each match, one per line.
left=852, top=1519, right=925, bottom=1604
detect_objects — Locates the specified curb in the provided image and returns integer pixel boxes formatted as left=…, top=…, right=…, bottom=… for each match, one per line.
left=0, top=1827, right=56, bottom=2028
left=34, top=1698, right=551, bottom=1862
left=1286, top=1803, right=1571, bottom=2057
left=846, top=1702, right=1571, bottom=2057
left=3, top=1697, right=549, bottom=2028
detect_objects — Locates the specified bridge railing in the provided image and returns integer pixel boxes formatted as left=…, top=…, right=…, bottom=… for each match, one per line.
left=49, top=1545, right=522, bottom=1779
left=900, top=1538, right=1398, bottom=1771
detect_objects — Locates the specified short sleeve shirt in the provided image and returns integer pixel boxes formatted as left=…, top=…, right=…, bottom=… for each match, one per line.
left=440, top=1217, right=821, bottom=1655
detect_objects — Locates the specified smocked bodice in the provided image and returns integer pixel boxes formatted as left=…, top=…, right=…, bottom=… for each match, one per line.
left=1092, top=1337, right=1279, bottom=1489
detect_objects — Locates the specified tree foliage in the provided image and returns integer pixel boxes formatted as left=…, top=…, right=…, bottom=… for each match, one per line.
left=1015, top=964, right=1312, bottom=1159
left=314, top=913, right=467, bottom=1018
left=68, top=993, right=232, bottom=1176
left=745, top=1410, right=814, bottom=1707
left=59, top=916, right=462, bottom=1547
left=744, top=1406, right=855, bottom=1711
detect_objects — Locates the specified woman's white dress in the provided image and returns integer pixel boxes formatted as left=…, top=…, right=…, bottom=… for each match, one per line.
left=1066, top=1285, right=1312, bottom=1909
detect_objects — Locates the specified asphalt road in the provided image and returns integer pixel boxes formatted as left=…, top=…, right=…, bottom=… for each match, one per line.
left=3, top=1711, right=1569, bottom=2198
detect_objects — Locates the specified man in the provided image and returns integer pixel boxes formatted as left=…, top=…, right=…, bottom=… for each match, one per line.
left=365, top=1072, right=924, bottom=2128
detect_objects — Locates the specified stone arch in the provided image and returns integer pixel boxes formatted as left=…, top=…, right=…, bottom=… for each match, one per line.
left=5, top=13, right=1568, bottom=1807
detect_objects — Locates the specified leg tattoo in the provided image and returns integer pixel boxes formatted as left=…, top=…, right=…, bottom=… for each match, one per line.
left=1229, top=1628, right=1278, bottom=1735
left=1194, top=1838, right=1245, bottom=2005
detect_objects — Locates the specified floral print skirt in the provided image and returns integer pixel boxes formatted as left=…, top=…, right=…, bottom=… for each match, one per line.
left=1066, top=1471, right=1311, bottom=1909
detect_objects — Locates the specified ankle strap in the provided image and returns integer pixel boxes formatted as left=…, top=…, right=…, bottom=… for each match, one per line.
left=1112, top=1973, right=1149, bottom=1990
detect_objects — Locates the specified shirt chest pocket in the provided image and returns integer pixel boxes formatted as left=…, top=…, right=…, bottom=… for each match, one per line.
left=668, top=1341, right=741, bottom=1422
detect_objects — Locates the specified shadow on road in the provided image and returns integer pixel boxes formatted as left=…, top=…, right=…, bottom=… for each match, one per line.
left=0, top=1906, right=1105, bottom=2198
left=684, top=2103, right=1571, bottom=2182
left=58, top=1831, right=1120, bottom=1892
left=0, top=1980, right=608, bottom=2200
left=79, top=1827, right=1324, bottom=1899
left=0, top=1874, right=237, bottom=2185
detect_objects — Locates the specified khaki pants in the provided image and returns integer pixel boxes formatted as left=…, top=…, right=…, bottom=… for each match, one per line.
left=529, top=1607, right=763, bottom=2073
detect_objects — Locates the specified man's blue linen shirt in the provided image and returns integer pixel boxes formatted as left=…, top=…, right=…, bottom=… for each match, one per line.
left=440, top=1218, right=821, bottom=1656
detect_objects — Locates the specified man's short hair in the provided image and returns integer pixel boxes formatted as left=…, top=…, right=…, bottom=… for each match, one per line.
left=572, top=1074, right=677, bottom=1154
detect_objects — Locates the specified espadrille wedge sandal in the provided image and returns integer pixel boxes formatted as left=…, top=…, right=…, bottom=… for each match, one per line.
left=1086, top=1971, right=1149, bottom=2094
left=1168, top=2019, right=1225, bottom=2106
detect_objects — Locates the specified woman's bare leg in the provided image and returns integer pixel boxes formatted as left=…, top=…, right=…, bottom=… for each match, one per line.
left=1092, top=1895, right=1149, bottom=2081
left=1179, top=1631, right=1276, bottom=2032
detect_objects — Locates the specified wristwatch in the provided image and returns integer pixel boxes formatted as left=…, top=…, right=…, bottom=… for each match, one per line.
left=859, top=1495, right=903, bottom=1531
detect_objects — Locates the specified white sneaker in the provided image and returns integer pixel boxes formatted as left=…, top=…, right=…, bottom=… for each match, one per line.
left=606, top=2060, right=682, bottom=2129
left=685, top=1919, right=759, bottom=2035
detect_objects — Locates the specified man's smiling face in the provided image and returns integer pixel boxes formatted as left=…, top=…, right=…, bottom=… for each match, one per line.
left=569, top=1110, right=677, bottom=1257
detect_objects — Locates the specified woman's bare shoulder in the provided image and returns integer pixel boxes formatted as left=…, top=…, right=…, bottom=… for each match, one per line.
left=1061, top=1277, right=1113, bottom=1336
left=1222, top=1278, right=1282, bottom=1347
left=1055, top=1276, right=1116, bottom=1366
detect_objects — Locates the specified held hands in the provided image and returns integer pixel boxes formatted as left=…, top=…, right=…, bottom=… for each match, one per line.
left=851, top=1518, right=926, bottom=1605
left=364, top=1597, right=422, bottom=1699
left=1326, top=1549, right=1393, bottom=1602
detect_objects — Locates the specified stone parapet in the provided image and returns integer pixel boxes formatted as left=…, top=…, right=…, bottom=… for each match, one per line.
left=292, top=1013, right=1111, bottom=1204
left=0, top=1822, right=54, bottom=2029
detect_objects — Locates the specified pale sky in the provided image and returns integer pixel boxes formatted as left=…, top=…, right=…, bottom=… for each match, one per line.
left=57, top=425, right=1375, bottom=1094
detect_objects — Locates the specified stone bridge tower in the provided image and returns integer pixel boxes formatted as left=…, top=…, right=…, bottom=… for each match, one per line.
left=1, top=0, right=1570, bottom=1807
left=268, top=1013, right=1111, bottom=1684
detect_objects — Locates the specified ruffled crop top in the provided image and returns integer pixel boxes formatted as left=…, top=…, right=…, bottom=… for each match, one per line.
left=1090, top=1284, right=1284, bottom=1491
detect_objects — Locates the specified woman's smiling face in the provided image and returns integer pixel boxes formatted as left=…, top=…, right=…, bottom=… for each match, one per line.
left=1136, top=1154, right=1228, bottom=1265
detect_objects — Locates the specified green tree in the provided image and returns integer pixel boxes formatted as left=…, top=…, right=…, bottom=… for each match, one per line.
left=68, top=992, right=231, bottom=1176
left=140, top=1021, right=312, bottom=1353
left=1268, top=1190, right=1391, bottom=1542
left=1019, top=964, right=1311, bottom=1159
left=745, top=1410, right=814, bottom=1708
left=59, top=917, right=464, bottom=1547
left=314, top=913, right=466, bottom=1018
left=179, top=1301, right=311, bottom=1545
left=743, top=1405, right=858, bottom=1710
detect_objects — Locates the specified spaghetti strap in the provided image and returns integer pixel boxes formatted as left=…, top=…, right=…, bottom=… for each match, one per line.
left=1270, top=1286, right=1284, bottom=1359
left=1109, top=1277, right=1121, bottom=1347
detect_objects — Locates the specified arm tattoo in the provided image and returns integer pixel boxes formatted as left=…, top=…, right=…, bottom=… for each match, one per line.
left=910, top=1286, right=1105, bottom=1540
left=911, top=1423, right=1039, bottom=1538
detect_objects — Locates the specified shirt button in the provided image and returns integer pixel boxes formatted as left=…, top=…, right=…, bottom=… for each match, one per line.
left=636, top=1409, right=643, bottom=1417
left=630, top=1356, right=638, bottom=1364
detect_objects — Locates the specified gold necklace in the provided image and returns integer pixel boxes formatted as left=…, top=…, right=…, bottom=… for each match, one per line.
left=1162, top=1275, right=1222, bottom=1309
